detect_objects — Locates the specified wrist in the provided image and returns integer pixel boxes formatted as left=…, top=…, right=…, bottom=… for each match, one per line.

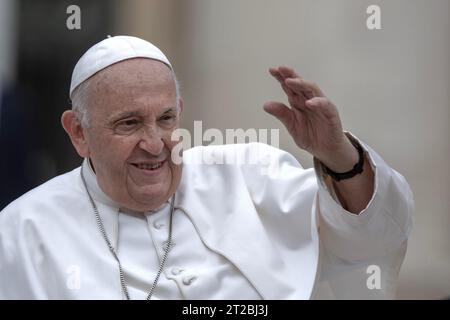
left=323, top=137, right=365, bottom=182
left=319, top=136, right=359, bottom=173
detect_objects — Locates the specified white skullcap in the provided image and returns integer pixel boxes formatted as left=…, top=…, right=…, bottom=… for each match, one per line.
left=69, top=35, right=172, bottom=97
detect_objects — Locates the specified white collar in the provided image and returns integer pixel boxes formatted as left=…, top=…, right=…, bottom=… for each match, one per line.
left=82, top=158, right=121, bottom=209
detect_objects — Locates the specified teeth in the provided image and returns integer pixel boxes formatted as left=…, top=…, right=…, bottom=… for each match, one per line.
left=136, top=162, right=163, bottom=170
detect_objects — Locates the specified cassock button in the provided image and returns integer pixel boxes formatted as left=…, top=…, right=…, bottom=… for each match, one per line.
left=171, top=267, right=184, bottom=275
left=182, top=275, right=197, bottom=286
left=153, top=220, right=165, bottom=229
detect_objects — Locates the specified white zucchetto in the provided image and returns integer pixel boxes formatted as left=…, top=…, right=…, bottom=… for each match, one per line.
left=69, top=35, right=172, bottom=97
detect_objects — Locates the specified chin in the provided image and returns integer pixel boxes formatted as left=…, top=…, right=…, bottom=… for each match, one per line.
left=130, top=186, right=172, bottom=209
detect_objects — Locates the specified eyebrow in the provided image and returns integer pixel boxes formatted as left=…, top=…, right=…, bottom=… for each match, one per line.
left=108, top=107, right=177, bottom=123
left=158, top=107, right=178, bottom=116
left=108, top=111, right=142, bottom=123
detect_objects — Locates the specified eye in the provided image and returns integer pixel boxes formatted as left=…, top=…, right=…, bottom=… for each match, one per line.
left=159, top=114, right=176, bottom=122
left=114, top=118, right=141, bottom=133
left=122, top=119, right=138, bottom=126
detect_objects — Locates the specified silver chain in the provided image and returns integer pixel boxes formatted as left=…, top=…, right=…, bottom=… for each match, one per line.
left=80, top=166, right=175, bottom=300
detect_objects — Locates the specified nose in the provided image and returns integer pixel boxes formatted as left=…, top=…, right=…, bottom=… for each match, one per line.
left=138, top=127, right=164, bottom=155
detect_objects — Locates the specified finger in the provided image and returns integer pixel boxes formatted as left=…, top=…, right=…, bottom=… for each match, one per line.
left=268, top=68, right=286, bottom=86
left=305, top=97, right=326, bottom=108
left=305, top=97, right=337, bottom=120
left=269, top=66, right=302, bottom=88
left=263, top=101, right=293, bottom=131
left=269, top=68, right=307, bottom=111
left=269, top=67, right=280, bottom=77
left=285, top=78, right=325, bottom=98
left=269, top=68, right=309, bottom=110
left=269, top=68, right=297, bottom=97
left=278, top=66, right=301, bottom=80
left=278, top=66, right=307, bottom=102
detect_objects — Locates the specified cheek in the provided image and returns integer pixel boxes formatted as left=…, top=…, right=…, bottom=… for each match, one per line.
left=90, top=136, right=139, bottom=172
left=165, top=135, right=179, bottom=151
left=163, top=131, right=181, bottom=165
left=163, top=133, right=182, bottom=176
left=168, top=152, right=183, bottom=191
left=163, top=124, right=181, bottom=148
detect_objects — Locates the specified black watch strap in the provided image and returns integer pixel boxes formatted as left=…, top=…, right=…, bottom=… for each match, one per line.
left=324, top=139, right=365, bottom=182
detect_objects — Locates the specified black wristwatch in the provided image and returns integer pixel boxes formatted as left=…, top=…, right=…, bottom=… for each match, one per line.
left=324, top=139, right=365, bottom=182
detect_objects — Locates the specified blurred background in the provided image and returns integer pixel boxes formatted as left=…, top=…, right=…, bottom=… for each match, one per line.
left=0, top=0, right=448, bottom=299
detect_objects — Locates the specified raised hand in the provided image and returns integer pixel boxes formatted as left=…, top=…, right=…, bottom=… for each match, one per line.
left=263, top=66, right=358, bottom=173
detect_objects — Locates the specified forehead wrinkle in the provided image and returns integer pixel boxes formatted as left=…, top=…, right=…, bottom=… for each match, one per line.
left=92, top=75, right=176, bottom=110
left=88, top=59, right=176, bottom=109
left=88, top=61, right=177, bottom=122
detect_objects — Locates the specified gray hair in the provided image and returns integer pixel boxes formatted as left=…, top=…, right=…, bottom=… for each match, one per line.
left=70, top=70, right=181, bottom=128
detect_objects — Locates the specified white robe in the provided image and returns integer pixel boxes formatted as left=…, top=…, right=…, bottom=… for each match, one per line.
left=0, top=134, right=414, bottom=299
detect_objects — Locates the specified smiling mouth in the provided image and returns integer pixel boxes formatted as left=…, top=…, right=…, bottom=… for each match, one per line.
left=132, top=161, right=165, bottom=171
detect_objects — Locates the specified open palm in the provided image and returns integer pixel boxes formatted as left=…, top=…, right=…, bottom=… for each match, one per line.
left=264, top=66, right=348, bottom=162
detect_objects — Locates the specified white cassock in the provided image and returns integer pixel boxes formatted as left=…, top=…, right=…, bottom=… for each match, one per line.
left=0, top=133, right=413, bottom=299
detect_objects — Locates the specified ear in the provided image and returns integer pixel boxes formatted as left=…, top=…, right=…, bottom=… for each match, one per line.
left=61, top=110, right=90, bottom=158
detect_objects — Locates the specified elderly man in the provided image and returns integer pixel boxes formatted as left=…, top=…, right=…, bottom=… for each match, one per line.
left=0, top=36, right=413, bottom=299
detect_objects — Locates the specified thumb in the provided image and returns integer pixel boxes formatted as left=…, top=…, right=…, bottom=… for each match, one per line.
left=263, top=101, right=293, bottom=130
